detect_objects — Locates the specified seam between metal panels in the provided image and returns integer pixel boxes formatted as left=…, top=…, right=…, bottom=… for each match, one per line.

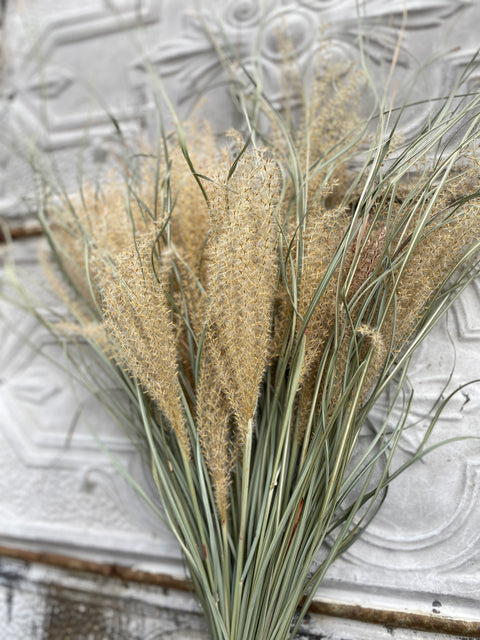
left=1, top=545, right=479, bottom=637
left=0, top=222, right=44, bottom=243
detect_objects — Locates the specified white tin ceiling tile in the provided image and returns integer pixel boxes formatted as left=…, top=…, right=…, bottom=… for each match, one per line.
left=2, top=1, right=480, bottom=217
left=0, top=239, right=183, bottom=573
left=1, top=0, right=480, bottom=636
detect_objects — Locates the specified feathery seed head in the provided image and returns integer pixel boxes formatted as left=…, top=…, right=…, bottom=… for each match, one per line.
left=101, top=238, right=190, bottom=457
left=205, top=146, right=281, bottom=440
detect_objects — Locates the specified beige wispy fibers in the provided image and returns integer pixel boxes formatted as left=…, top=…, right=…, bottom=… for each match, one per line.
left=298, top=63, right=364, bottom=203
left=166, top=122, right=217, bottom=376
left=38, top=243, right=98, bottom=326
left=296, top=206, right=350, bottom=383
left=367, top=165, right=480, bottom=362
left=28, top=29, right=480, bottom=638
left=100, top=238, right=190, bottom=457
left=202, top=146, right=280, bottom=442
left=283, top=210, right=378, bottom=419
left=196, top=339, right=232, bottom=522
left=46, top=163, right=164, bottom=312
left=168, top=120, right=216, bottom=279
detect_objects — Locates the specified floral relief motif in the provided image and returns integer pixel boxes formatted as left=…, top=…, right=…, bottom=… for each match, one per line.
left=0, top=302, right=130, bottom=467
left=26, top=66, right=74, bottom=99
left=1, top=0, right=480, bottom=605
left=136, top=0, right=471, bottom=115
left=338, top=284, right=480, bottom=574
left=452, top=278, right=480, bottom=342
left=0, top=297, right=174, bottom=563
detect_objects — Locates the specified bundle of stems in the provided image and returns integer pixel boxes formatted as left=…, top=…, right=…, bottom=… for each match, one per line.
left=19, top=49, right=480, bottom=640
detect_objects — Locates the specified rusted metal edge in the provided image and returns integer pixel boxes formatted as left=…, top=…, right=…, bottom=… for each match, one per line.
left=0, top=222, right=44, bottom=243
left=308, top=600, right=480, bottom=637
left=1, top=544, right=479, bottom=637
left=0, top=544, right=192, bottom=592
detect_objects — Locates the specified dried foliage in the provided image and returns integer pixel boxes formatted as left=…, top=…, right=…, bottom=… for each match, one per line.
left=205, top=145, right=280, bottom=440
left=32, top=49, right=480, bottom=640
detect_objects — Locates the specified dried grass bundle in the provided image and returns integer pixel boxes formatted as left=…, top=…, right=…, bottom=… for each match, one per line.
left=24, top=40, right=480, bottom=640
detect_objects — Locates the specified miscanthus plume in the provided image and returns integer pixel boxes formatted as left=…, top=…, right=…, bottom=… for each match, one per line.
left=27, top=55, right=480, bottom=640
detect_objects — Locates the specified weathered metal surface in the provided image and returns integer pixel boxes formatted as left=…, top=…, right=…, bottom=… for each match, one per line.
left=1, top=556, right=474, bottom=640
left=1, top=1, right=480, bottom=638
left=1, top=545, right=480, bottom=637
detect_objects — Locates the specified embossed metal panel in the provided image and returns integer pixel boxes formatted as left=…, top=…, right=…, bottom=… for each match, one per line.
left=1, top=1, right=480, bottom=637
